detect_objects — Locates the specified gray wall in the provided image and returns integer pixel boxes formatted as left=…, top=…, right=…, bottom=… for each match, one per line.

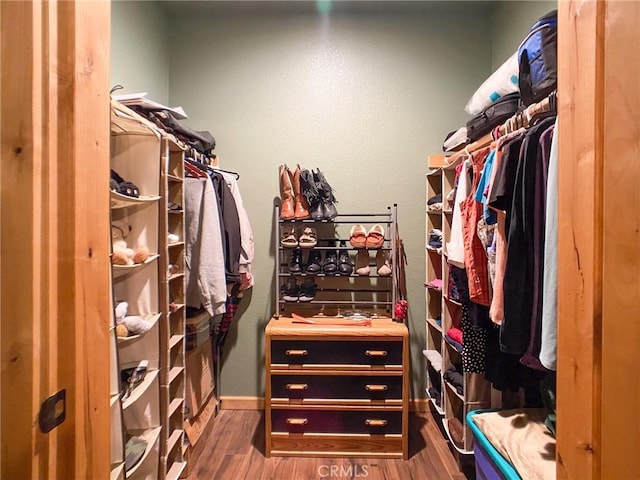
left=111, top=1, right=170, bottom=103
left=491, top=0, right=557, bottom=69
left=167, top=3, right=493, bottom=399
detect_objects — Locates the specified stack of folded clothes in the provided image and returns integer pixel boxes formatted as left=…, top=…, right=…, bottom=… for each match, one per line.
left=445, top=327, right=463, bottom=353
left=427, top=193, right=443, bottom=213
left=428, top=228, right=443, bottom=250
left=444, top=363, right=464, bottom=395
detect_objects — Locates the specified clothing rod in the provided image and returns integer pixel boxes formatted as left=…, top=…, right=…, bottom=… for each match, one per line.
left=279, top=300, right=393, bottom=305
left=279, top=219, right=392, bottom=225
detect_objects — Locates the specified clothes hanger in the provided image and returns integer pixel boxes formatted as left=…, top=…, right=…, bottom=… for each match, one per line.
left=213, top=167, right=240, bottom=180
left=185, top=161, right=207, bottom=178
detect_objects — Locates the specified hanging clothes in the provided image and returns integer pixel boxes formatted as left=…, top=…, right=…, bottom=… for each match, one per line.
left=447, top=160, right=472, bottom=268
left=521, top=122, right=555, bottom=370
left=460, top=147, right=492, bottom=307
left=539, top=117, right=559, bottom=371
left=220, top=171, right=255, bottom=291
left=500, top=116, right=555, bottom=355
left=210, top=171, right=242, bottom=286
left=184, top=176, right=227, bottom=316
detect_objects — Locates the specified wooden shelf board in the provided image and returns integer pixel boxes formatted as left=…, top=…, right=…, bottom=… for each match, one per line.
left=168, top=366, right=184, bottom=385
left=168, top=209, right=183, bottom=215
left=168, top=241, right=185, bottom=248
left=122, top=369, right=159, bottom=410
left=117, top=313, right=161, bottom=345
left=110, top=190, right=160, bottom=209
left=168, top=304, right=186, bottom=316
left=167, top=174, right=183, bottom=183
left=426, top=390, right=445, bottom=416
left=168, top=272, right=185, bottom=282
left=169, top=334, right=184, bottom=350
left=167, top=429, right=183, bottom=455
left=166, top=461, right=186, bottom=480
left=168, top=397, right=184, bottom=418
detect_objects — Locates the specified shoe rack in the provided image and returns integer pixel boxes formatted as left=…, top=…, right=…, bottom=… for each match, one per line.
left=274, top=205, right=399, bottom=319
left=110, top=103, right=163, bottom=480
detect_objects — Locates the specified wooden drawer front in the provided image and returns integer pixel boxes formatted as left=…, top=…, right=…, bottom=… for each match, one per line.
left=271, top=409, right=402, bottom=435
left=269, top=434, right=403, bottom=458
left=271, top=375, right=402, bottom=401
left=270, top=340, right=402, bottom=366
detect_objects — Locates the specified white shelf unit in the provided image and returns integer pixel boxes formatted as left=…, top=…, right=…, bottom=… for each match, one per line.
left=159, top=137, right=187, bottom=477
left=425, top=159, right=492, bottom=454
left=109, top=101, right=163, bottom=480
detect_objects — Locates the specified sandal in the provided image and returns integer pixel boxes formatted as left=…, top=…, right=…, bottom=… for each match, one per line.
left=349, top=224, right=367, bottom=248
left=365, top=224, right=385, bottom=249
left=298, top=226, right=317, bottom=248
left=280, top=225, right=298, bottom=248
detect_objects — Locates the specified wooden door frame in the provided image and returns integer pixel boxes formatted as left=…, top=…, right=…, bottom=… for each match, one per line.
left=1, top=1, right=111, bottom=478
left=557, top=0, right=640, bottom=478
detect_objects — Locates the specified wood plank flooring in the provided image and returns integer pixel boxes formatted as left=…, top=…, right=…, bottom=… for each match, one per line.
left=186, top=410, right=474, bottom=480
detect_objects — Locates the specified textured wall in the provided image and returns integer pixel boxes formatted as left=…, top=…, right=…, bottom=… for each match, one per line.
left=110, top=1, right=170, bottom=103
left=490, top=0, right=558, bottom=69
left=167, top=3, right=493, bottom=399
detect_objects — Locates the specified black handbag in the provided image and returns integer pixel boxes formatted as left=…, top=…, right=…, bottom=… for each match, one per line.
left=466, top=92, right=521, bottom=142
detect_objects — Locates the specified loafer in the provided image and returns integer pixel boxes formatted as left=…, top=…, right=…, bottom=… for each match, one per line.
left=349, top=224, right=367, bottom=249
left=365, top=224, right=385, bottom=249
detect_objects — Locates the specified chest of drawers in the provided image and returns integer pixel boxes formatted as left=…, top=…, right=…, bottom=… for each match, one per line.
left=265, top=316, right=409, bottom=459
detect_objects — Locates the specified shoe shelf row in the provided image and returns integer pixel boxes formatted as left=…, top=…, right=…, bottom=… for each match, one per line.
left=274, top=206, right=399, bottom=318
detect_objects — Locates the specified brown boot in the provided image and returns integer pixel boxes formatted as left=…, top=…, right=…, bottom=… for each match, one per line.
left=279, top=164, right=295, bottom=219
left=288, top=164, right=310, bottom=219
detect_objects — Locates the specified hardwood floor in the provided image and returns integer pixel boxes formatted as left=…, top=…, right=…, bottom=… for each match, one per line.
left=186, top=410, right=474, bottom=480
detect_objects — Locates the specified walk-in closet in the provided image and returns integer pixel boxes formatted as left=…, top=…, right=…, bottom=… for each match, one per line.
left=1, top=1, right=639, bottom=479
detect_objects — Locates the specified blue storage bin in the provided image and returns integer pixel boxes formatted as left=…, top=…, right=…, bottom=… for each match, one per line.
left=466, top=410, right=521, bottom=480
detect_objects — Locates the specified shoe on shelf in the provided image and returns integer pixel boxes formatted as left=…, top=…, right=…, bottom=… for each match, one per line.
left=298, top=278, right=317, bottom=302
left=306, top=249, right=322, bottom=274
left=281, top=278, right=299, bottom=302
left=376, top=250, right=392, bottom=276
left=289, top=247, right=303, bottom=274
left=281, top=225, right=298, bottom=248
left=288, top=164, right=311, bottom=220
left=355, top=249, right=370, bottom=276
left=298, top=226, right=317, bottom=248
left=349, top=224, right=367, bottom=249
left=313, top=169, right=338, bottom=220
left=300, top=168, right=324, bottom=221
left=279, top=164, right=295, bottom=220
left=337, top=241, right=354, bottom=276
left=365, top=224, right=385, bottom=249
left=322, top=246, right=338, bottom=275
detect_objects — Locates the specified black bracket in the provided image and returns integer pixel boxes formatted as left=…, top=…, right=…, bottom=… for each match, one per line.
left=38, top=389, right=66, bottom=433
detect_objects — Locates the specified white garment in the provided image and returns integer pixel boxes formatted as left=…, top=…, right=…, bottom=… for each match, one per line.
left=539, top=118, right=559, bottom=371
left=184, top=177, right=227, bottom=316
left=422, top=349, right=443, bottom=373
left=446, top=159, right=472, bottom=268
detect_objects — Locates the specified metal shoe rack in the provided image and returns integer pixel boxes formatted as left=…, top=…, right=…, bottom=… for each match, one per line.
left=274, top=204, right=399, bottom=319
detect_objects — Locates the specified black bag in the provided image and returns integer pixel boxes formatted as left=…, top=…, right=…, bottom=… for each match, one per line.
left=466, top=93, right=521, bottom=142
left=518, top=10, right=558, bottom=106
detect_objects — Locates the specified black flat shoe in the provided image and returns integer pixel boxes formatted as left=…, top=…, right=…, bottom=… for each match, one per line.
left=306, top=250, right=322, bottom=274
left=322, top=249, right=338, bottom=275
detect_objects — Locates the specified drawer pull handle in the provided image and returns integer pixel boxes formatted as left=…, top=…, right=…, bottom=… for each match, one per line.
left=285, top=349, right=308, bottom=357
left=286, top=418, right=308, bottom=426
left=365, top=350, right=388, bottom=358
left=285, top=383, right=308, bottom=391
left=365, top=419, right=388, bottom=427
left=365, top=384, right=388, bottom=392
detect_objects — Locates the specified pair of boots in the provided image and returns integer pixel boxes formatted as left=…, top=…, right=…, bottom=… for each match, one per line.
left=279, top=165, right=338, bottom=220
